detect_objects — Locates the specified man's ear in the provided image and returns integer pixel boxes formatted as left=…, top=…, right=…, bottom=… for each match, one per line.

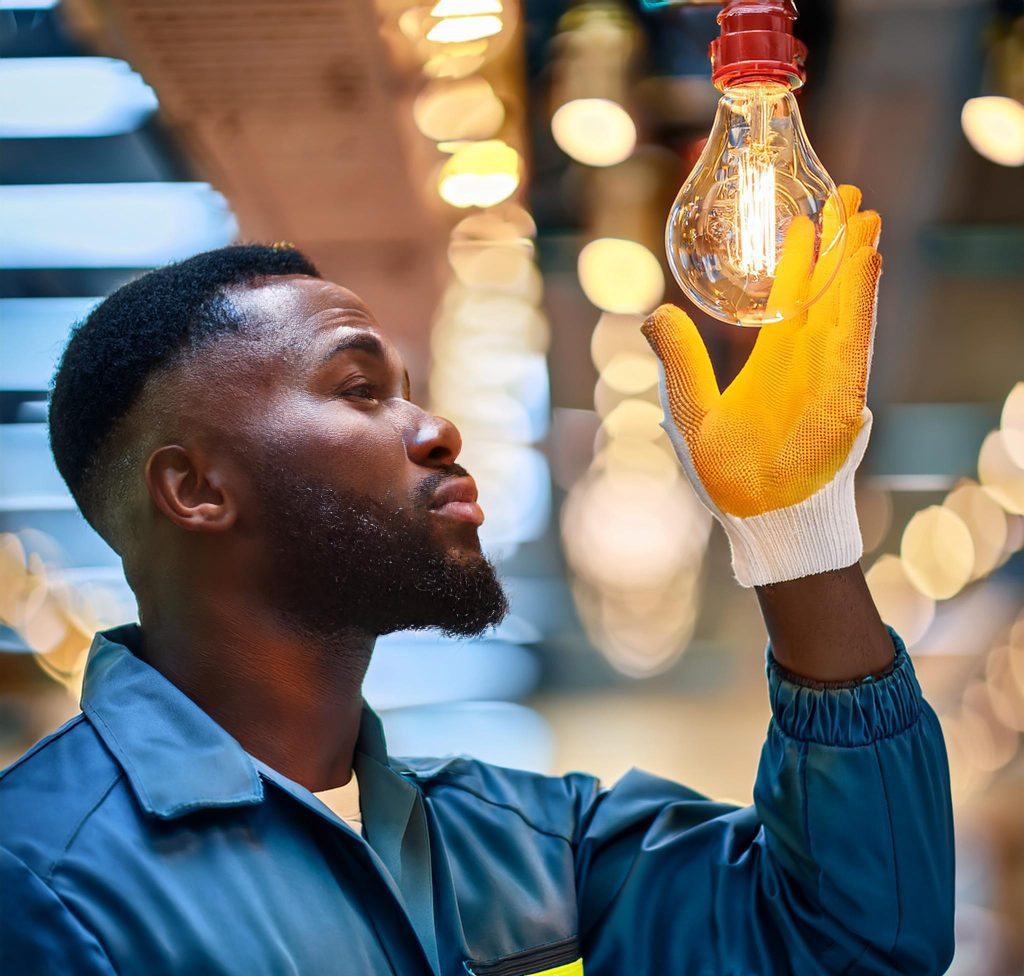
left=144, top=444, right=237, bottom=534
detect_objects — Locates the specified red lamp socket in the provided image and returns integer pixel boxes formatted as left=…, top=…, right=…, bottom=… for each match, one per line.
left=709, top=0, right=808, bottom=91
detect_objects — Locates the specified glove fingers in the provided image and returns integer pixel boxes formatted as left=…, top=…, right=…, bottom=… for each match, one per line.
left=834, top=245, right=883, bottom=414
left=733, top=215, right=816, bottom=393
left=807, top=245, right=881, bottom=424
left=832, top=183, right=863, bottom=223
left=641, top=303, right=720, bottom=433
left=802, top=206, right=882, bottom=357
left=823, top=184, right=862, bottom=248
left=846, top=209, right=881, bottom=253
left=765, top=214, right=814, bottom=322
left=808, top=184, right=862, bottom=300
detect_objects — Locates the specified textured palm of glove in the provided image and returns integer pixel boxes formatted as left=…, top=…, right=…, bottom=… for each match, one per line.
left=642, top=185, right=883, bottom=587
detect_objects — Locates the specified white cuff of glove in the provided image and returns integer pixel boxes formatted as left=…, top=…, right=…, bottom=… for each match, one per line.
left=659, top=399, right=872, bottom=588
left=721, top=411, right=871, bottom=587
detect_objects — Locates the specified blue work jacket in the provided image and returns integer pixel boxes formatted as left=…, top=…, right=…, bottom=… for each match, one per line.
left=1, top=624, right=954, bottom=975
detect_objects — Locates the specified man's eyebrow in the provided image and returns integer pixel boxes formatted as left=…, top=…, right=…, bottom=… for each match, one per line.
left=320, top=330, right=411, bottom=400
left=320, top=330, right=386, bottom=363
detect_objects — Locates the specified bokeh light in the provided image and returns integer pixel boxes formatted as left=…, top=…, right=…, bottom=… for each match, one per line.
left=599, top=351, right=659, bottom=395
left=437, top=139, right=521, bottom=208
left=900, top=505, right=975, bottom=600
left=577, top=238, right=664, bottom=314
left=431, top=0, right=503, bottom=15
left=562, top=469, right=709, bottom=590
left=590, top=311, right=650, bottom=370
left=592, top=438, right=679, bottom=485
left=864, top=554, right=936, bottom=646
left=413, top=76, right=505, bottom=142
left=551, top=98, right=636, bottom=167
left=1001, top=381, right=1024, bottom=467
left=985, top=644, right=1024, bottom=733
left=448, top=240, right=537, bottom=294
left=599, top=397, right=663, bottom=442
left=427, top=14, right=503, bottom=44
left=979, top=429, right=1024, bottom=514
left=856, top=484, right=893, bottom=555
left=961, top=96, right=1024, bottom=167
left=943, top=483, right=1009, bottom=580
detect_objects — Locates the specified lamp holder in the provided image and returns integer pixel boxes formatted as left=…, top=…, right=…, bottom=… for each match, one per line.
left=710, top=0, right=807, bottom=91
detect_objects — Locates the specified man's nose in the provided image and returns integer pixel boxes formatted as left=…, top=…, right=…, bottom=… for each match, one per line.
left=406, top=410, right=463, bottom=467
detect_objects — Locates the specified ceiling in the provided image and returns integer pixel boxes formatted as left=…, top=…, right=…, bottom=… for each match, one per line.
left=10, top=0, right=1017, bottom=411
left=59, top=0, right=451, bottom=388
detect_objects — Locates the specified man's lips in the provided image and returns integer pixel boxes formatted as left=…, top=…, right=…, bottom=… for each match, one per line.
left=428, top=476, right=484, bottom=526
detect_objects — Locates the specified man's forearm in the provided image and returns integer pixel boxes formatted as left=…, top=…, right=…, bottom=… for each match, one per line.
left=754, top=563, right=895, bottom=683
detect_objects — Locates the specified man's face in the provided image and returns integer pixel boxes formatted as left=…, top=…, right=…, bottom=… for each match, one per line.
left=208, top=275, right=509, bottom=639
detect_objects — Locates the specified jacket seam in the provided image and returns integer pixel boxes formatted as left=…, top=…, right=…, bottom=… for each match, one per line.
left=3, top=845, right=121, bottom=975
left=797, top=740, right=812, bottom=892
left=794, top=742, right=860, bottom=976
left=877, top=740, right=903, bottom=958
left=771, top=710, right=923, bottom=749
left=769, top=652, right=901, bottom=691
left=44, top=768, right=123, bottom=886
left=428, top=781, right=574, bottom=845
left=0, top=713, right=87, bottom=782
left=831, top=741, right=903, bottom=976
left=468, top=934, right=580, bottom=972
left=82, top=702, right=153, bottom=800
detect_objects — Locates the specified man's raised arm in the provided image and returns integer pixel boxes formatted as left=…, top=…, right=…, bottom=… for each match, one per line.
left=572, top=186, right=955, bottom=975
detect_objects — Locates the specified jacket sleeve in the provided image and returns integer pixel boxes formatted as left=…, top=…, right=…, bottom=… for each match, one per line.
left=573, top=629, right=955, bottom=976
left=0, top=847, right=117, bottom=976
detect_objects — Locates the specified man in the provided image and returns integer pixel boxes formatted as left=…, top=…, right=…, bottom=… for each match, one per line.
left=0, top=186, right=954, bottom=975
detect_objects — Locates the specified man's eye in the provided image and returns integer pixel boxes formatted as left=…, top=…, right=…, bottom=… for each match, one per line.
left=340, top=383, right=378, bottom=401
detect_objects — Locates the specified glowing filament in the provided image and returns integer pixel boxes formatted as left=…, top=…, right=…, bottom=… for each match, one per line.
left=734, top=147, right=776, bottom=276
left=733, top=94, right=777, bottom=278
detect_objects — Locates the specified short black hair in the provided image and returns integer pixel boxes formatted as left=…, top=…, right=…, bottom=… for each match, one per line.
left=49, top=243, right=320, bottom=545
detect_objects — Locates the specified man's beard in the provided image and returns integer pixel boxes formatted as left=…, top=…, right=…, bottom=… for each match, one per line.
left=251, top=461, right=509, bottom=641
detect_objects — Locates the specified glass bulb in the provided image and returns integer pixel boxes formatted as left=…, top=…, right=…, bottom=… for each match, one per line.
left=665, top=81, right=846, bottom=327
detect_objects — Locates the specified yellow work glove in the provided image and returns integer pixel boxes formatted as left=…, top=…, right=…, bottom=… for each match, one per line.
left=641, top=184, right=882, bottom=586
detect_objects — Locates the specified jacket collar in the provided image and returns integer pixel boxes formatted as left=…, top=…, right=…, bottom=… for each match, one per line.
left=80, top=623, right=392, bottom=820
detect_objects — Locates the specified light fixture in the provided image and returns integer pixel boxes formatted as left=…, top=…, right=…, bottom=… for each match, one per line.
left=549, top=2, right=639, bottom=167
left=426, top=14, right=503, bottom=44
left=395, top=3, right=514, bottom=79
left=0, top=298, right=100, bottom=391
left=961, top=96, right=1024, bottom=167
left=437, top=139, right=521, bottom=208
left=0, top=58, right=157, bottom=138
left=0, top=183, right=237, bottom=268
left=960, top=4, right=1024, bottom=167
left=430, top=0, right=502, bottom=15
left=665, top=0, right=846, bottom=326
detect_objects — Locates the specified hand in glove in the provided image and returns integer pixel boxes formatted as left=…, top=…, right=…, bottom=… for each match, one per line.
left=641, top=184, right=882, bottom=587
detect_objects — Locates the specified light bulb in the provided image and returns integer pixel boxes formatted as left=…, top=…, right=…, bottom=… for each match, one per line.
left=666, top=80, right=846, bottom=327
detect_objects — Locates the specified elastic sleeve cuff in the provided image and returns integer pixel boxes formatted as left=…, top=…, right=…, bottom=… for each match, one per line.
left=766, top=628, right=923, bottom=746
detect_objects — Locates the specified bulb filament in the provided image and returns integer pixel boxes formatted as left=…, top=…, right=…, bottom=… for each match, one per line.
left=733, top=91, right=778, bottom=279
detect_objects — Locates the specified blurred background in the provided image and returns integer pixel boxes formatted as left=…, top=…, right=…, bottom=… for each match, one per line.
left=1, top=0, right=1023, bottom=970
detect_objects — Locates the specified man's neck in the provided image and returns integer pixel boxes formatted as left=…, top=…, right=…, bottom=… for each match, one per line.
left=134, top=587, right=375, bottom=793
